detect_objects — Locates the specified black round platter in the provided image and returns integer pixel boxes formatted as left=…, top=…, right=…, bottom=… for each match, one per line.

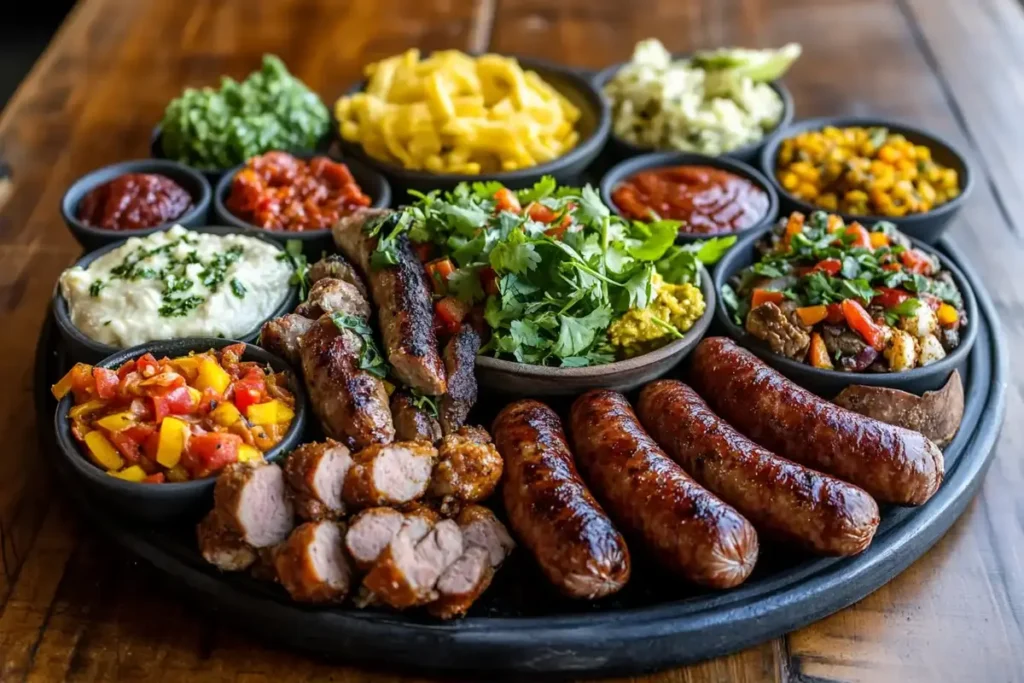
left=33, top=235, right=1007, bottom=679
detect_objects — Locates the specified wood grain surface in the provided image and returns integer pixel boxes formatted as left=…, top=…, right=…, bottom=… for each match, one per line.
left=0, top=0, right=1021, bottom=680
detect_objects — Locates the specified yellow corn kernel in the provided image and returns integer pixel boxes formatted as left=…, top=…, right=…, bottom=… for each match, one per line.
left=84, top=431, right=123, bottom=471
left=885, top=204, right=908, bottom=217
left=940, top=168, right=959, bottom=189
left=937, top=303, right=959, bottom=326
left=892, top=180, right=914, bottom=200
left=844, top=190, right=868, bottom=203
left=877, top=145, right=901, bottom=163
left=917, top=180, right=937, bottom=204
left=246, top=399, right=295, bottom=426
left=210, top=402, right=242, bottom=427
left=156, top=417, right=190, bottom=469
left=109, top=465, right=147, bottom=482
left=195, top=358, right=231, bottom=395
left=816, top=193, right=838, bottom=211
left=779, top=171, right=799, bottom=191
left=797, top=182, right=819, bottom=200
left=95, top=411, right=136, bottom=433
left=915, top=145, right=932, bottom=161
left=237, top=444, right=263, bottom=463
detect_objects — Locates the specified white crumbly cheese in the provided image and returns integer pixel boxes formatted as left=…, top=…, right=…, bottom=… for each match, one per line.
left=60, top=225, right=293, bottom=347
left=883, top=329, right=919, bottom=371
left=918, top=333, right=947, bottom=366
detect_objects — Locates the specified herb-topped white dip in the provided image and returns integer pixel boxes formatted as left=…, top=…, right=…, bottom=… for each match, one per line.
left=60, top=225, right=294, bottom=347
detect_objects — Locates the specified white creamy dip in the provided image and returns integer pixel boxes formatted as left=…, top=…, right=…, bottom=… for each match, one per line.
left=60, top=225, right=294, bottom=347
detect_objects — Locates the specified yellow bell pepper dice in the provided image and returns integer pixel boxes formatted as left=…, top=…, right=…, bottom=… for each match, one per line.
left=171, top=356, right=201, bottom=382
left=95, top=411, right=136, bottom=432
left=156, top=417, right=190, bottom=469
left=937, top=303, right=959, bottom=327
left=69, top=399, right=107, bottom=420
left=84, top=431, right=124, bottom=471
left=210, top=402, right=242, bottom=427
left=186, top=386, right=203, bottom=409
left=195, top=358, right=231, bottom=395
left=246, top=399, right=295, bottom=426
left=109, top=465, right=147, bottom=482
left=237, top=444, right=263, bottom=463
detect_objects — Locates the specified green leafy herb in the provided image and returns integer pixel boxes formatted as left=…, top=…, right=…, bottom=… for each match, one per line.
left=884, top=297, right=922, bottom=325
left=408, top=389, right=439, bottom=418
left=330, top=313, right=389, bottom=379
left=230, top=278, right=247, bottom=299
left=89, top=280, right=106, bottom=297
left=278, top=239, right=310, bottom=299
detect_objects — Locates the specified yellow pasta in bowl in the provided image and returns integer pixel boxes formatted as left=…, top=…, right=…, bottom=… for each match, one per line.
left=335, top=50, right=587, bottom=176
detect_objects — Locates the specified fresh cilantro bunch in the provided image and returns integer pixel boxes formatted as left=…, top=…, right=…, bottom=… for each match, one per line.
left=160, top=55, right=330, bottom=170
left=393, top=177, right=733, bottom=367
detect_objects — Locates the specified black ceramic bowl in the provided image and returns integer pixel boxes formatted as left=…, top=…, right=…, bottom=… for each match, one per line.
left=599, top=151, right=779, bottom=244
left=212, top=151, right=391, bottom=259
left=335, top=56, right=610, bottom=200
left=151, top=125, right=335, bottom=186
left=759, top=116, right=974, bottom=245
left=713, top=225, right=978, bottom=397
left=61, top=159, right=212, bottom=251
left=591, top=56, right=794, bottom=166
left=53, top=338, right=306, bottom=523
left=53, top=225, right=300, bottom=364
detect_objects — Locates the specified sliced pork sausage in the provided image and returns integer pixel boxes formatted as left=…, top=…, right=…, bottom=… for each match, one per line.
left=260, top=314, right=314, bottom=367
left=343, top=441, right=437, bottom=508
left=390, top=390, right=442, bottom=443
left=284, top=440, right=353, bottom=521
left=197, top=509, right=257, bottom=572
left=429, top=426, right=503, bottom=512
left=295, top=277, right=372, bottom=320
left=345, top=507, right=406, bottom=571
left=213, top=461, right=294, bottom=548
left=274, top=521, right=352, bottom=603
left=362, top=519, right=464, bottom=608
left=308, top=253, right=368, bottom=298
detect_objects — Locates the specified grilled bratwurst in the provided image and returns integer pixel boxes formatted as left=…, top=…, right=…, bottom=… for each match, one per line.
left=439, top=325, right=480, bottom=435
left=295, top=277, right=372, bottom=320
left=390, top=390, right=442, bottom=443
left=284, top=440, right=353, bottom=521
left=260, top=314, right=314, bottom=367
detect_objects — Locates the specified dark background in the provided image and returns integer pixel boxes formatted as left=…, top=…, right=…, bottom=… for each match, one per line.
left=1, top=3, right=75, bottom=106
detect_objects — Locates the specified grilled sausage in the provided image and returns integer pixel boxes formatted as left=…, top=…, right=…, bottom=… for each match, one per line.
left=295, top=277, right=372, bottom=320
left=345, top=507, right=406, bottom=571
left=637, top=381, right=880, bottom=556
left=569, top=391, right=759, bottom=588
left=493, top=400, right=630, bottom=599
left=197, top=509, right=257, bottom=572
left=284, top=440, right=353, bottom=521
left=342, top=441, right=437, bottom=508
left=274, top=521, right=352, bottom=603
left=690, top=337, right=944, bottom=506
left=299, top=314, right=394, bottom=450
left=260, top=314, right=314, bottom=367
left=213, top=461, right=294, bottom=548
left=429, top=426, right=503, bottom=514
left=362, top=518, right=464, bottom=608
left=308, top=253, right=368, bottom=298
left=439, top=325, right=480, bottom=434
left=332, top=209, right=447, bottom=395
left=390, top=390, right=442, bottom=443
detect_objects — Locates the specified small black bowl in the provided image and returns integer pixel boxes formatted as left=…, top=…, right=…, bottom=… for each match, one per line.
left=335, top=55, right=610, bottom=200
left=758, top=116, right=974, bottom=245
left=61, top=159, right=212, bottom=251
left=591, top=56, right=794, bottom=167
left=713, top=225, right=978, bottom=397
left=54, top=225, right=300, bottom=364
left=599, top=151, right=779, bottom=244
left=54, top=338, right=306, bottom=523
left=212, top=151, right=391, bottom=259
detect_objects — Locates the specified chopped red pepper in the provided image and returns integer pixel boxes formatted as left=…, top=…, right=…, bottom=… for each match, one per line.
left=900, top=249, right=932, bottom=275
left=93, top=367, right=119, bottom=400
left=479, top=266, right=500, bottom=296
left=842, top=299, right=886, bottom=350
left=142, top=473, right=166, bottom=484
left=872, top=287, right=911, bottom=309
left=825, top=303, right=846, bottom=324
left=751, top=288, right=785, bottom=308
left=812, top=258, right=842, bottom=276
left=526, top=202, right=556, bottom=223
left=151, top=386, right=195, bottom=423
left=187, top=433, right=242, bottom=478
left=494, top=188, right=521, bottom=213
left=435, top=296, right=470, bottom=337
left=413, top=242, right=435, bottom=263
left=136, top=353, right=160, bottom=377
left=425, top=258, right=457, bottom=295
left=843, top=223, right=872, bottom=249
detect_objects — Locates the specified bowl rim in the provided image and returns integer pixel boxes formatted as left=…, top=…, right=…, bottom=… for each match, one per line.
left=758, top=115, right=975, bottom=225
left=212, top=151, right=392, bottom=239
left=334, top=54, right=611, bottom=184
left=712, top=222, right=979, bottom=383
left=598, top=150, right=780, bottom=242
left=60, top=158, right=213, bottom=240
left=53, top=338, right=306, bottom=492
left=52, top=225, right=299, bottom=358
left=590, top=52, right=795, bottom=160
left=475, top=262, right=715, bottom=377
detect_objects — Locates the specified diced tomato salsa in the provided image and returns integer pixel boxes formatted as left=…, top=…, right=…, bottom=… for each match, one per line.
left=52, top=344, right=296, bottom=483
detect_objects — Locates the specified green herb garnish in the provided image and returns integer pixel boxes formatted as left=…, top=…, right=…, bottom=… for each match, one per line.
left=278, top=239, right=309, bottom=299
left=330, top=313, right=389, bottom=378
left=230, top=278, right=247, bottom=299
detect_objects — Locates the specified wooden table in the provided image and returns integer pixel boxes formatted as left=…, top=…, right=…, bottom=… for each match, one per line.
left=1, top=0, right=1021, bottom=680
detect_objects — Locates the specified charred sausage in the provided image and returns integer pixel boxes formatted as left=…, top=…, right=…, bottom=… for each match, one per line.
left=569, top=390, right=758, bottom=588
left=295, top=277, right=372, bottom=320
left=284, top=440, right=353, bottom=521
left=274, top=521, right=352, bottom=603
left=342, top=441, right=437, bottom=508
left=429, top=426, right=504, bottom=512
left=390, top=390, right=442, bottom=443
left=260, top=314, right=313, bottom=367
left=690, top=337, right=944, bottom=505
left=439, top=325, right=480, bottom=434
left=637, top=381, right=880, bottom=555
left=212, top=461, right=294, bottom=548
left=492, top=400, right=630, bottom=599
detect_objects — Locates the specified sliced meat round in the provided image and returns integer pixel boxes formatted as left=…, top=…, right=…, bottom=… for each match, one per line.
left=429, top=426, right=503, bottom=508
left=299, top=314, right=395, bottom=450
left=390, top=390, right=442, bottom=443
left=345, top=507, right=405, bottom=571
left=427, top=546, right=493, bottom=619
left=284, top=440, right=353, bottom=521
left=362, top=519, right=464, bottom=608
left=637, top=380, right=880, bottom=556
left=439, top=325, right=480, bottom=435
left=197, top=509, right=257, bottom=572
left=308, top=253, right=368, bottom=298
left=493, top=400, right=631, bottom=599
left=457, top=505, right=515, bottom=569
left=570, top=390, right=759, bottom=588
left=295, top=277, right=372, bottom=320
left=260, top=314, right=314, bottom=367
left=332, top=209, right=447, bottom=396
left=274, top=521, right=352, bottom=603
left=213, top=461, right=294, bottom=548
left=343, top=441, right=437, bottom=508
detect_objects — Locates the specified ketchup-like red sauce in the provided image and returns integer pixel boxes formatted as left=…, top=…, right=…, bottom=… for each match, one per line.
left=77, top=173, right=193, bottom=230
left=611, top=165, right=769, bottom=234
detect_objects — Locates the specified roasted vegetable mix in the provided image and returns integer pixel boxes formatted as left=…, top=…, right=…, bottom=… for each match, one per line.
left=159, top=55, right=330, bottom=170
left=775, top=126, right=960, bottom=217
left=52, top=345, right=296, bottom=482
left=371, top=177, right=733, bottom=365
left=723, top=211, right=967, bottom=372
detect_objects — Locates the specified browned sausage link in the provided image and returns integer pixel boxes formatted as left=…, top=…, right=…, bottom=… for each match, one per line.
left=492, top=400, right=630, bottom=599
left=690, top=337, right=944, bottom=505
left=637, top=381, right=880, bottom=556
left=569, top=390, right=758, bottom=588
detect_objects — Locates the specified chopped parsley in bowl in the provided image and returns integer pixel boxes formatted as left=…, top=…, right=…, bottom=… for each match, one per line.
left=368, top=176, right=734, bottom=368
